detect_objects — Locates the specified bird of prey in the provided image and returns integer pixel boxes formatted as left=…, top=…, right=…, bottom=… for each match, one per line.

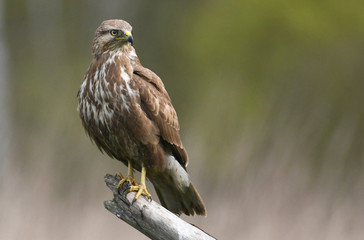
left=77, top=19, right=206, bottom=216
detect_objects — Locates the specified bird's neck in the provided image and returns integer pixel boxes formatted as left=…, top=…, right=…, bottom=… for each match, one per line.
left=94, top=44, right=138, bottom=65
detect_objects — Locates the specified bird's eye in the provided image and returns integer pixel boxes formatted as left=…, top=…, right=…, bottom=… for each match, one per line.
left=110, top=30, right=118, bottom=36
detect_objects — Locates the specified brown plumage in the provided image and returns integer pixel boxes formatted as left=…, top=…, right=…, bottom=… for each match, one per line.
left=77, top=19, right=206, bottom=216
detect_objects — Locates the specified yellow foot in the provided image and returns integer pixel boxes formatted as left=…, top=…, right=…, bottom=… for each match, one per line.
left=130, top=184, right=152, bottom=203
left=116, top=172, right=138, bottom=189
left=130, top=166, right=152, bottom=203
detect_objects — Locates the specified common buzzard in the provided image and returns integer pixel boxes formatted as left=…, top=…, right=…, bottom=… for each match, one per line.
left=77, top=19, right=206, bottom=216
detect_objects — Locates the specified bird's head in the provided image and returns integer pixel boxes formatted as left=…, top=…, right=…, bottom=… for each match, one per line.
left=92, top=19, right=134, bottom=56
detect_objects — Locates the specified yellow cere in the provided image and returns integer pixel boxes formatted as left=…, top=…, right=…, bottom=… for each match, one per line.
left=125, top=30, right=131, bottom=37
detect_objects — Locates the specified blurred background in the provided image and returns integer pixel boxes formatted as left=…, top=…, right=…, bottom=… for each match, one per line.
left=1, top=0, right=363, bottom=239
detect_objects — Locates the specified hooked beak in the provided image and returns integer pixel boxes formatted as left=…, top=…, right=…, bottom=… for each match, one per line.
left=125, top=30, right=134, bottom=46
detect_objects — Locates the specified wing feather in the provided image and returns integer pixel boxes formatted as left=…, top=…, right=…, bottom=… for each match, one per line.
left=133, top=64, right=188, bottom=167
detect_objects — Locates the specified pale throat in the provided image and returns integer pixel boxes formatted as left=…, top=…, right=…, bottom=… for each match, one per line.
left=101, top=45, right=136, bottom=64
left=121, top=44, right=137, bottom=64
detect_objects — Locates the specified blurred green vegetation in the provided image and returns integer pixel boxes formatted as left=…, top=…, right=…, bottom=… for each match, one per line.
left=1, top=0, right=363, bottom=239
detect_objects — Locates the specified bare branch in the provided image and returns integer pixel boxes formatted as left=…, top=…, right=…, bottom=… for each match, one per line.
left=104, top=174, right=216, bottom=240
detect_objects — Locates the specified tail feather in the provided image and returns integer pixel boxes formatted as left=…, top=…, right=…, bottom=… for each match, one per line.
left=150, top=154, right=206, bottom=216
left=152, top=178, right=206, bottom=216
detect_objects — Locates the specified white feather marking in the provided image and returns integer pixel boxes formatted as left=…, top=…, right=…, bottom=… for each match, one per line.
left=113, top=82, right=117, bottom=94
left=104, top=81, right=111, bottom=98
left=120, top=67, right=137, bottom=99
left=94, top=68, right=99, bottom=81
left=128, top=49, right=137, bottom=64
left=121, top=67, right=130, bottom=83
left=100, top=84, right=106, bottom=100
left=100, top=64, right=106, bottom=78
left=80, top=79, right=87, bottom=97
left=105, top=55, right=114, bottom=65
left=86, top=102, right=91, bottom=120
left=121, top=94, right=129, bottom=111
left=91, top=104, right=98, bottom=125
left=89, top=81, right=93, bottom=94
left=95, top=83, right=100, bottom=104
left=98, top=107, right=104, bottom=124
left=165, top=154, right=190, bottom=190
left=104, top=103, right=114, bottom=120
left=129, top=49, right=137, bottom=58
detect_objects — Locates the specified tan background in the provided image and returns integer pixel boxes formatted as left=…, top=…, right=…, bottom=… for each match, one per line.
left=0, top=1, right=363, bottom=239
